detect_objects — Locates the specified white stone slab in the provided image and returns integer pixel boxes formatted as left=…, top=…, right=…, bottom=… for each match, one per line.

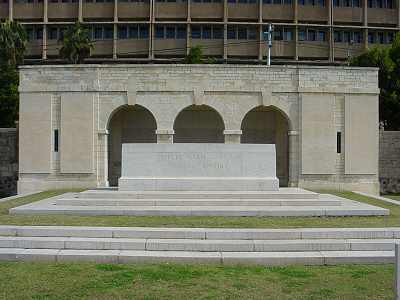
left=118, top=143, right=279, bottom=191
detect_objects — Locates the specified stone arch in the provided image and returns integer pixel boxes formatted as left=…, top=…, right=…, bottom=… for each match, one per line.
left=241, top=105, right=290, bottom=186
left=107, top=104, right=157, bottom=186
left=173, top=104, right=225, bottom=143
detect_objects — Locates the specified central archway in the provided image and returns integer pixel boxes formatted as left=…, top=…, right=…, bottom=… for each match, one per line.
left=107, top=105, right=157, bottom=186
left=241, top=106, right=289, bottom=187
left=173, top=105, right=225, bottom=143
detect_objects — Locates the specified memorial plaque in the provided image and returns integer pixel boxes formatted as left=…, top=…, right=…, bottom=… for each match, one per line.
left=119, top=143, right=279, bottom=191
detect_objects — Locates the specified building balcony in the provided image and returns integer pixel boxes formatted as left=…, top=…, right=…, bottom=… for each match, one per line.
left=26, top=40, right=43, bottom=57
left=368, top=8, right=397, bottom=25
left=154, top=39, right=187, bottom=56
left=48, top=2, right=79, bottom=20
left=117, top=39, right=149, bottom=57
left=298, top=6, right=328, bottom=23
left=154, top=3, right=187, bottom=20
left=46, top=40, right=62, bottom=57
left=118, top=2, right=150, bottom=20
left=261, top=40, right=295, bottom=57
left=190, top=3, right=223, bottom=20
left=91, top=39, right=113, bottom=56
left=333, top=42, right=364, bottom=59
left=0, top=3, right=8, bottom=19
left=191, top=39, right=223, bottom=56
left=262, top=4, right=294, bottom=22
left=333, top=7, right=362, bottom=24
left=13, top=3, right=43, bottom=20
left=298, top=41, right=329, bottom=58
left=228, top=3, right=259, bottom=21
left=227, top=39, right=258, bottom=57
left=83, top=3, right=114, bottom=20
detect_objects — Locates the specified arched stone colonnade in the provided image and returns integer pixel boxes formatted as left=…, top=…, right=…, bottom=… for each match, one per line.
left=102, top=94, right=299, bottom=188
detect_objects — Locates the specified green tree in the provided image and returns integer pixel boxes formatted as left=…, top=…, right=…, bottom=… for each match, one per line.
left=60, top=22, right=93, bottom=64
left=0, top=20, right=27, bottom=66
left=185, top=46, right=203, bottom=64
left=0, top=21, right=26, bottom=127
left=351, top=36, right=400, bottom=130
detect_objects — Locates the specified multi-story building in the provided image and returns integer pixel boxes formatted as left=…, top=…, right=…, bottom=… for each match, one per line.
left=0, top=0, right=399, bottom=63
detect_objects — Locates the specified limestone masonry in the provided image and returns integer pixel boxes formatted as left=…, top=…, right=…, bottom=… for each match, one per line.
left=18, top=64, right=380, bottom=194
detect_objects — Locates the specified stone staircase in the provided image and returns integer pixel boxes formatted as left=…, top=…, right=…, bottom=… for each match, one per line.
left=9, top=188, right=389, bottom=217
left=0, top=226, right=396, bottom=265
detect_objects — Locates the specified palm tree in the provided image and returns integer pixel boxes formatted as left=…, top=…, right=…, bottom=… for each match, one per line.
left=60, top=22, right=93, bottom=64
left=0, top=20, right=27, bottom=66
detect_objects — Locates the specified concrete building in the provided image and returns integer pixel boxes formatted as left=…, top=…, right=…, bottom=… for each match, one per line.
left=0, top=0, right=399, bottom=63
left=17, top=64, right=380, bottom=194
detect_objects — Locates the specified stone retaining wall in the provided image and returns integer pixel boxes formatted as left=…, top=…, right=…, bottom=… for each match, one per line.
left=0, top=128, right=18, bottom=198
left=380, top=131, right=400, bottom=194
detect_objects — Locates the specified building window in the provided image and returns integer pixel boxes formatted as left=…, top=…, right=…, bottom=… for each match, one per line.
left=177, top=26, right=186, bottom=39
left=227, top=26, right=236, bottom=39
left=191, top=26, right=201, bottom=39
left=388, top=32, right=394, bottom=43
left=274, top=29, right=283, bottom=41
left=298, top=30, right=306, bottom=41
left=202, top=26, right=212, bottom=39
left=353, top=31, right=362, bottom=43
left=139, top=25, right=148, bottom=39
left=49, top=27, right=59, bottom=40
left=318, top=31, right=326, bottom=42
left=237, top=27, right=247, bottom=40
left=213, top=27, right=223, bottom=39
left=337, top=132, right=341, bottom=154
left=368, top=32, right=375, bottom=44
left=129, top=25, right=139, bottom=39
left=54, top=129, right=59, bottom=153
left=166, top=26, right=175, bottom=39
left=155, top=26, right=164, bottom=39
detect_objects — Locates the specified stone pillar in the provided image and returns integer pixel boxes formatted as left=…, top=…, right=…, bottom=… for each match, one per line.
left=288, top=130, right=299, bottom=187
left=98, top=130, right=110, bottom=187
left=156, top=129, right=174, bottom=144
left=224, top=130, right=242, bottom=144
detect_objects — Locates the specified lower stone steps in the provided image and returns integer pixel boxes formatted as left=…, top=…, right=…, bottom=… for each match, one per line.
left=2, top=226, right=399, bottom=240
left=0, top=236, right=397, bottom=252
left=0, top=226, right=397, bottom=265
left=54, top=198, right=342, bottom=207
left=0, top=248, right=393, bottom=265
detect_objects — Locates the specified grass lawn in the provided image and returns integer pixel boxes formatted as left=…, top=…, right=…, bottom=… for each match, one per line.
left=386, top=194, right=400, bottom=201
left=0, top=262, right=394, bottom=300
left=0, top=189, right=399, bottom=228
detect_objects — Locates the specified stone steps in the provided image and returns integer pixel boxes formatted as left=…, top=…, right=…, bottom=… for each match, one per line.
left=54, top=198, right=342, bottom=207
left=77, top=189, right=320, bottom=200
left=2, top=226, right=400, bottom=239
left=0, top=226, right=397, bottom=265
left=0, top=248, right=394, bottom=265
left=0, top=236, right=397, bottom=252
left=10, top=205, right=389, bottom=217
left=10, top=188, right=389, bottom=217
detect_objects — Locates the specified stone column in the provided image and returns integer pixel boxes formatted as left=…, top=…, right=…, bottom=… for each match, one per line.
left=98, top=130, right=110, bottom=187
left=288, top=130, right=299, bottom=187
left=78, top=0, right=83, bottom=22
left=224, top=130, right=242, bottom=144
left=156, top=129, right=174, bottom=144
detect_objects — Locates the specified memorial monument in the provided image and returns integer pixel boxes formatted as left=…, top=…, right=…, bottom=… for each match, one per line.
left=118, top=143, right=279, bottom=191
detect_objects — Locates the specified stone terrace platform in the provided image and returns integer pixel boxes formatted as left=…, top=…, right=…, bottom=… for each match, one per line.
left=9, top=188, right=388, bottom=217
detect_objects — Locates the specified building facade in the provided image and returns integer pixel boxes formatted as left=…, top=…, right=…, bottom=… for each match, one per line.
left=18, top=64, right=380, bottom=194
left=0, top=0, right=399, bottom=63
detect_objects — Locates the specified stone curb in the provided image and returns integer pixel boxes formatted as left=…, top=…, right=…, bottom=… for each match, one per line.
left=353, top=191, right=400, bottom=206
